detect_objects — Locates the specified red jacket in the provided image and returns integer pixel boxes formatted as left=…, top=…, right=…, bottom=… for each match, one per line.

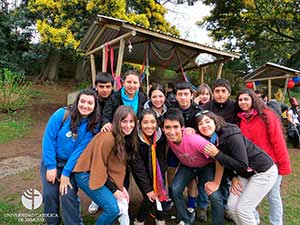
left=237, top=109, right=291, bottom=175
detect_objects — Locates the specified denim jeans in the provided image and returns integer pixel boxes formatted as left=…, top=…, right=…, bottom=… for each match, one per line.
left=74, top=172, right=120, bottom=225
left=171, top=163, right=225, bottom=225
left=40, top=161, right=83, bottom=225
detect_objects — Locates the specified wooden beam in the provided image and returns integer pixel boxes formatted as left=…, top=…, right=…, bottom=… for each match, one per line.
left=216, top=62, right=224, bottom=79
left=247, top=74, right=294, bottom=82
left=268, top=79, right=272, bottom=100
left=200, top=67, right=204, bottom=84
left=86, top=30, right=136, bottom=56
left=282, top=78, right=289, bottom=103
left=102, top=47, right=106, bottom=72
left=115, top=38, right=125, bottom=78
left=90, top=54, right=96, bottom=88
left=86, top=24, right=107, bottom=53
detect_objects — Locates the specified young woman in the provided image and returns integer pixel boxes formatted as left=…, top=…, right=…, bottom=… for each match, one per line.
left=144, top=84, right=168, bottom=126
left=101, top=69, right=146, bottom=132
left=73, top=105, right=139, bottom=225
left=132, top=109, right=168, bottom=225
left=40, top=89, right=100, bottom=225
left=196, top=111, right=278, bottom=225
left=287, top=97, right=300, bottom=148
left=193, top=83, right=212, bottom=105
left=236, top=89, right=291, bottom=225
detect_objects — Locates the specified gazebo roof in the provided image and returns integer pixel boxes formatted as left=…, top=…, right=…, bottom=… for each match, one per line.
left=244, top=62, right=300, bottom=86
left=78, top=15, right=239, bottom=72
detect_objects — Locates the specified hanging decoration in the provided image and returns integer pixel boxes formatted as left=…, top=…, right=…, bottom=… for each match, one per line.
left=292, top=76, right=300, bottom=83
left=287, top=79, right=295, bottom=89
left=254, top=81, right=261, bottom=85
left=128, top=40, right=133, bottom=53
left=246, top=82, right=254, bottom=89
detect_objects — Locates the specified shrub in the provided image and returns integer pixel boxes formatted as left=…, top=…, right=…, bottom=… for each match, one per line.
left=0, top=69, right=32, bottom=112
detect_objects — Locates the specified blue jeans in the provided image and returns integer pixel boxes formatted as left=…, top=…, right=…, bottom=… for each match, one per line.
left=171, top=163, right=225, bottom=225
left=40, top=161, right=83, bottom=225
left=74, top=172, right=120, bottom=225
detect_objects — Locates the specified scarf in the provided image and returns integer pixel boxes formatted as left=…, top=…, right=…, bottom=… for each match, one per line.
left=239, top=108, right=257, bottom=120
left=209, top=132, right=219, bottom=145
left=121, top=87, right=139, bottom=115
left=143, top=132, right=167, bottom=202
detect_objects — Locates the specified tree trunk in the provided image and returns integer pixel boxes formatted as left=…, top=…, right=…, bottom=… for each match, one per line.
left=40, top=49, right=62, bottom=82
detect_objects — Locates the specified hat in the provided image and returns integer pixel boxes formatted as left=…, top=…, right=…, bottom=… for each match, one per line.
left=290, top=97, right=299, bottom=106
left=212, top=78, right=231, bottom=93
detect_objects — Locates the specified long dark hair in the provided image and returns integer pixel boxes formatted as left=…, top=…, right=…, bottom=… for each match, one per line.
left=236, top=88, right=274, bottom=126
left=112, top=105, right=138, bottom=161
left=195, top=110, right=226, bottom=136
left=68, top=89, right=100, bottom=135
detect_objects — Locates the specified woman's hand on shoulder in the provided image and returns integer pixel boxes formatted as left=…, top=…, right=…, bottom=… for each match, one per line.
left=59, top=175, right=73, bottom=195
left=204, top=143, right=219, bottom=157
left=101, top=122, right=112, bottom=132
left=46, top=169, right=57, bottom=184
left=185, top=127, right=195, bottom=135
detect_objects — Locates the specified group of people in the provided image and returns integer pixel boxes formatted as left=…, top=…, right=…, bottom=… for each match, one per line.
left=41, top=70, right=292, bottom=225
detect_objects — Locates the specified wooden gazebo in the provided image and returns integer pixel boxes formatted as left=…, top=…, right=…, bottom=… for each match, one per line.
left=244, top=62, right=300, bottom=102
left=78, top=15, right=239, bottom=88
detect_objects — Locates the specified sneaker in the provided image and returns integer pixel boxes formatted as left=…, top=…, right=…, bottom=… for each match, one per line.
left=155, top=219, right=166, bottom=225
left=187, top=207, right=195, bottom=213
left=188, top=210, right=196, bottom=224
left=196, top=208, right=207, bottom=222
left=88, top=201, right=99, bottom=214
left=133, top=219, right=144, bottom=225
left=224, top=209, right=234, bottom=222
left=178, top=221, right=190, bottom=225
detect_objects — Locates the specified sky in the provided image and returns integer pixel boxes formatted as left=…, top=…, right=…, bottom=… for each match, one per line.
left=164, top=1, right=216, bottom=47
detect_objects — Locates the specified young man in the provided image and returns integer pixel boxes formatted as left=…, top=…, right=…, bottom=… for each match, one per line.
left=163, top=108, right=225, bottom=225
left=94, top=72, right=114, bottom=115
left=202, top=78, right=235, bottom=221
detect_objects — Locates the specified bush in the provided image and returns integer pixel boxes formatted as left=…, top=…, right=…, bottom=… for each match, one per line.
left=0, top=69, right=32, bottom=112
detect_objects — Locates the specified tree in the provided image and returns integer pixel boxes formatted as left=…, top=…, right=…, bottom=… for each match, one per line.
left=27, top=0, right=179, bottom=81
left=199, top=0, right=300, bottom=69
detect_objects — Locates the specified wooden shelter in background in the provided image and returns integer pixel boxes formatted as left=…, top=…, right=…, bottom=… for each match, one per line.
left=244, top=62, right=300, bottom=102
left=78, top=15, right=239, bottom=88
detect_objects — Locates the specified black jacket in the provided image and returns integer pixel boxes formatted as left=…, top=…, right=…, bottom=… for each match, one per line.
left=101, top=90, right=147, bottom=126
left=202, top=99, right=237, bottom=124
left=131, top=128, right=168, bottom=195
left=214, top=123, right=274, bottom=179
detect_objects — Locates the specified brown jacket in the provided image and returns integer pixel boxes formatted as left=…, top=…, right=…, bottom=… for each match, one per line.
left=73, top=132, right=126, bottom=190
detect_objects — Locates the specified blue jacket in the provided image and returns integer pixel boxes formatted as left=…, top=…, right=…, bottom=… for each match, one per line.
left=42, top=108, right=97, bottom=177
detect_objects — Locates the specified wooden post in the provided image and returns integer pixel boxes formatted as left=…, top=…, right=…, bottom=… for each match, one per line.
left=283, top=78, right=289, bottom=103
left=115, top=38, right=125, bottom=78
left=90, top=54, right=96, bottom=88
left=200, top=67, right=204, bottom=84
left=216, top=62, right=224, bottom=79
left=102, top=48, right=106, bottom=72
left=268, top=79, right=272, bottom=100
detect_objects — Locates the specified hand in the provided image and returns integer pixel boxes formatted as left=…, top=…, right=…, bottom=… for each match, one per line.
left=46, top=169, right=57, bottom=184
left=113, top=189, right=126, bottom=201
left=204, top=181, right=219, bottom=196
left=101, top=122, right=112, bottom=132
left=59, top=175, right=73, bottom=195
left=146, top=191, right=157, bottom=202
left=185, top=127, right=196, bottom=135
left=204, top=143, right=219, bottom=157
left=230, top=177, right=243, bottom=196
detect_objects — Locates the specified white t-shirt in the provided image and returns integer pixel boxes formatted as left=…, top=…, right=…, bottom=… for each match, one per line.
left=287, top=109, right=300, bottom=124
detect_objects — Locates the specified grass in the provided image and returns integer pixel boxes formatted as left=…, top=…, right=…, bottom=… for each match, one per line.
left=0, top=111, right=31, bottom=144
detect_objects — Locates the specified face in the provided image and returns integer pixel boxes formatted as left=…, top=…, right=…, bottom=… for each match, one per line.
left=77, top=94, right=95, bottom=117
left=199, top=90, right=211, bottom=104
left=151, top=90, right=166, bottom=109
left=141, top=114, right=157, bottom=137
left=238, top=93, right=252, bottom=113
left=95, top=82, right=113, bottom=99
left=197, top=115, right=216, bottom=137
left=213, top=86, right=230, bottom=104
left=163, top=119, right=183, bottom=144
left=123, top=74, right=140, bottom=97
left=176, top=89, right=192, bottom=109
left=120, top=113, right=135, bottom=136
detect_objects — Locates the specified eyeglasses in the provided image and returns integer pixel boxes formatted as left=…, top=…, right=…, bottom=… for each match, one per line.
left=195, top=110, right=210, bottom=118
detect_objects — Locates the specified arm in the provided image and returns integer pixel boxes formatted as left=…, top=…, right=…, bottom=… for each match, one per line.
left=204, top=160, right=224, bottom=195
